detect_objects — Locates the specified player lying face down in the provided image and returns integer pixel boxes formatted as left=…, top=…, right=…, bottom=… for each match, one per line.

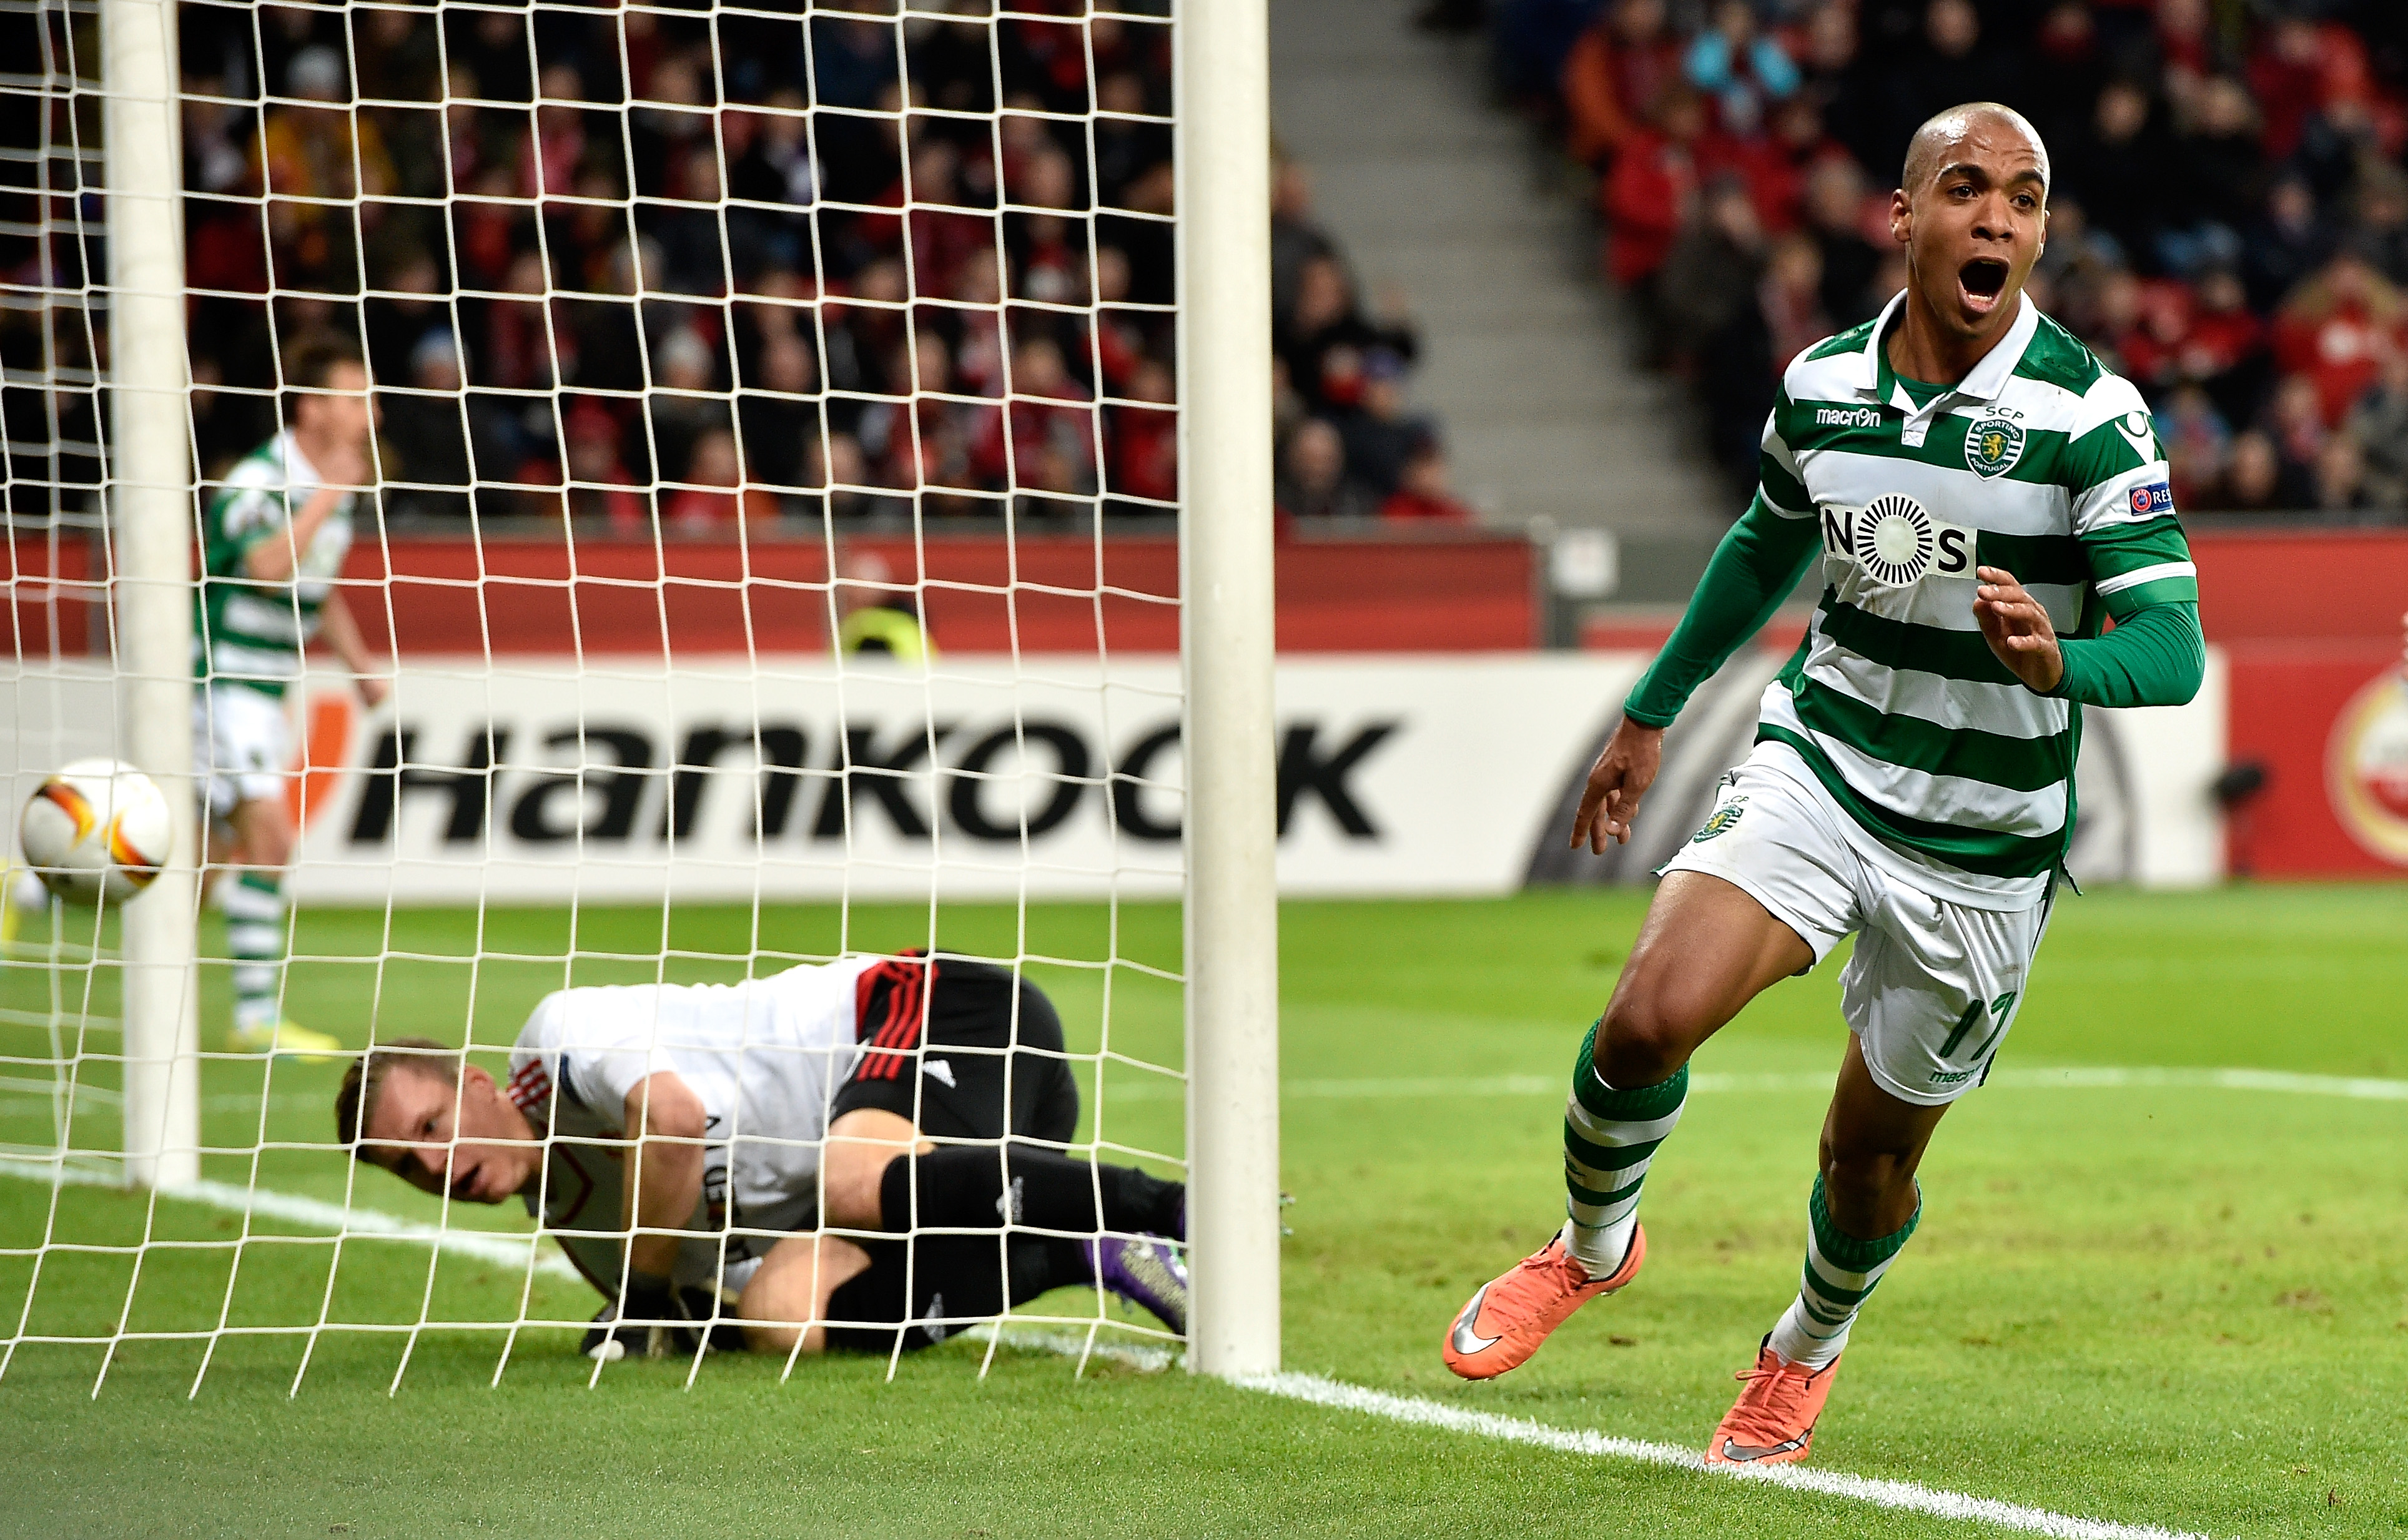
left=336, top=955, right=1188, bottom=1360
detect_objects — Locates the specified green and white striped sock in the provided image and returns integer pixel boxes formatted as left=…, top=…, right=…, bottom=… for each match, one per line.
left=1561, top=1019, right=1687, bottom=1277
left=222, top=870, right=287, bottom=1035
left=1765, top=1172, right=1920, bottom=1369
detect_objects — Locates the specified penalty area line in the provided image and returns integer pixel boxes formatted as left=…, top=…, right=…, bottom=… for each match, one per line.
left=1237, top=1373, right=2208, bottom=1540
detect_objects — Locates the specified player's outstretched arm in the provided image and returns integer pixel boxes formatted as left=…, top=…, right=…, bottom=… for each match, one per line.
left=1571, top=719, right=1664, bottom=851
left=1584, top=497, right=1818, bottom=851
left=1621, top=500, right=1822, bottom=736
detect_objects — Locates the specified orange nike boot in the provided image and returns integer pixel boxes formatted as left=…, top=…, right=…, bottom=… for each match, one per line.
left=1705, top=1336, right=1842, bottom=1466
left=1440, top=1225, right=1646, bottom=1380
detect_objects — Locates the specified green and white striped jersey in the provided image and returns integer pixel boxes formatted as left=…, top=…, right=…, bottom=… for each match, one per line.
left=1754, top=291, right=2198, bottom=907
left=193, top=430, right=355, bottom=699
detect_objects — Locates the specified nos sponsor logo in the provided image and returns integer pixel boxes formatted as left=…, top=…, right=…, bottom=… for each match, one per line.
left=1818, top=495, right=1978, bottom=586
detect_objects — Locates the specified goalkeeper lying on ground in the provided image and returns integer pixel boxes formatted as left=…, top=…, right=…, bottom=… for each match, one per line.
left=335, top=953, right=1188, bottom=1358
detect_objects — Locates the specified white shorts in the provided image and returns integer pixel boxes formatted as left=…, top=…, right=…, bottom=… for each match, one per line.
left=193, top=684, right=292, bottom=820
left=1659, top=741, right=2057, bottom=1107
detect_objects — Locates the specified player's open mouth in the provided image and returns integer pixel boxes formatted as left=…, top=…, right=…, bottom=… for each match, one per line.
left=1958, top=258, right=2011, bottom=313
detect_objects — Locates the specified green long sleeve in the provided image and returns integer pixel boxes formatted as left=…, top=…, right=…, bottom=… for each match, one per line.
left=1622, top=496, right=1822, bottom=729
left=2046, top=600, right=2204, bottom=709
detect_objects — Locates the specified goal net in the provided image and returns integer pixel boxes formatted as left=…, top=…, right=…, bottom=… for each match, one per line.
left=1, top=0, right=1277, bottom=1392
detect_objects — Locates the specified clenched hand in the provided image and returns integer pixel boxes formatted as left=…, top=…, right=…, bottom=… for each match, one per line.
left=1973, top=565, right=2065, bottom=693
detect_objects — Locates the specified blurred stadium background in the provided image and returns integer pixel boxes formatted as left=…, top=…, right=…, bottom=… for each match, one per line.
left=11, top=0, right=2397, bottom=882
left=4, top=2, right=2407, bottom=1535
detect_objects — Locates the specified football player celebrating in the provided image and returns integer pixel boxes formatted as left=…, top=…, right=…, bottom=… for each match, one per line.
left=337, top=952, right=1188, bottom=1358
left=192, top=335, right=387, bottom=1059
left=1441, top=104, right=2204, bottom=1466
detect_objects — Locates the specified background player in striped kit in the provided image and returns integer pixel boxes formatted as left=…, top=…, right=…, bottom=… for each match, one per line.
left=1440, top=103, right=2205, bottom=1464
left=337, top=952, right=1188, bottom=1359
left=192, top=335, right=385, bottom=1059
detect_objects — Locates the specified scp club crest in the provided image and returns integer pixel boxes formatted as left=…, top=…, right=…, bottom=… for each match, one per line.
left=1965, top=412, right=2025, bottom=478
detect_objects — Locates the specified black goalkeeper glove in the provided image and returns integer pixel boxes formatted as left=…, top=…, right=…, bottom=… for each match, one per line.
left=580, top=1275, right=742, bottom=1361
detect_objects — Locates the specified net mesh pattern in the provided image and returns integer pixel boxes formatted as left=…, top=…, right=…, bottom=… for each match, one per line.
left=1, top=0, right=1191, bottom=1392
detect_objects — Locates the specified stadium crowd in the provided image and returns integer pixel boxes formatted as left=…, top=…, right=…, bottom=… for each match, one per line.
left=156, top=1, right=1209, bottom=527
left=80, top=0, right=1465, bottom=533
left=1480, top=0, right=2408, bottom=519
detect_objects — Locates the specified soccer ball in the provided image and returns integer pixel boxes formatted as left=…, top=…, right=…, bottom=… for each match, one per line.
left=18, top=759, right=172, bottom=906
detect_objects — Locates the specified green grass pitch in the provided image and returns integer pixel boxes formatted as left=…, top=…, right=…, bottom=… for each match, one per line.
left=4, top=886, right=2406, bottom=1539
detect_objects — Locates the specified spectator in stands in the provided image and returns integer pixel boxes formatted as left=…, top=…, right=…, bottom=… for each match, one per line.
left=382, top=332, right=473, bottom=521
left=1108, top=358, right=1180, bottom=510
left=1278, top=254, right=1421, bottom=418
left=1561, top=0, right=1681, bottom=170
left=1802, top=157, right=1883, bottom=329
left=2315, top=431, right=2371, bottom=515
left=1759, top=234, right=1832, bottom=376
left=2161, top=76, right=2267, bottom=275
left=1602, top=87, right=1705, bottom=295
left=1684, top=0, right=1798, bottom=139
left=2158, top=384, right=2234, bottom=510
left=2272, top=252, right=2403, bottom=427
left=136, top=8, right=1376, bottom=538
left=1336, top=350, right=1433, bottom=501
left=2069, top=81, right=2173, bottom=272
left=255, top=45, right=393, bottom=293
left=2266, top=373, right=2331, bottom=496
left=1271, top=157, right=1338, bottom=327
left=2348, top=344, right=2408, bottom=513
left=2178, top=266, right=2272, bottom=429
left=739, top=333, right=822, bottom=494
left=646, top=327, right=733, bottom=493
left=1379, top=441, right=1477, bottom=525
left=2354, top=171, right=2408, bottom=290
left=561, top=403, right=646, bottom=532
left=666, top=430, right=778, bottom=531
left=1275, top=420, right=1378, bottom=521
left=1659, top=177, right=1770, bottom=479
left=2216, top=430, right=2301, bottom=513
left=970, top=335, right=1098, bottom=511
left=2244, top=175, right=2333, bottom=313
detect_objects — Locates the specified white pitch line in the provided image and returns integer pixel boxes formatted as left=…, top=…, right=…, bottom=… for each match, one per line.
left=0, top=1155, right=580, bottom=1280
left=1241, top=1373, right=2206, bottom=1540
left=1153, top=1065, right=2408, bottom=1103
left=0, top=1162, right=2213, bottom=1537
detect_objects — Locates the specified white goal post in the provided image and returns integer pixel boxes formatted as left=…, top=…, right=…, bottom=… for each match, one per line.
left=1172, top=0, right=1278, bottom=1380
left=104, top=0, right=202, bottom=1195
left=27, top=0, right=1279, bottom=1380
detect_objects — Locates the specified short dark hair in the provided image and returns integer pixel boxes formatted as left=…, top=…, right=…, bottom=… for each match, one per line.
left=335, top=1037, right=462, bottom=1158
left=280, top=333, right=368, bottom=420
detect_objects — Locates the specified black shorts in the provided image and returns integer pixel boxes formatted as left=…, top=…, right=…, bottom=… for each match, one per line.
left=821, top=957, right=1085, bottom=1355
left=827, top=955, right=1080, bottom=1147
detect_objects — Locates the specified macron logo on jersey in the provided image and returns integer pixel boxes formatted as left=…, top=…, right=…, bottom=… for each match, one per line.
left=2128, top=481, right=2174, bottom=517
left=1816, top=405, right=1883, bottom=428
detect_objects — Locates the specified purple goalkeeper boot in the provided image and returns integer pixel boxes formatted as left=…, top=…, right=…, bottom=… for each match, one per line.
left=1085, top=1235, right=1190, bottom=1335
